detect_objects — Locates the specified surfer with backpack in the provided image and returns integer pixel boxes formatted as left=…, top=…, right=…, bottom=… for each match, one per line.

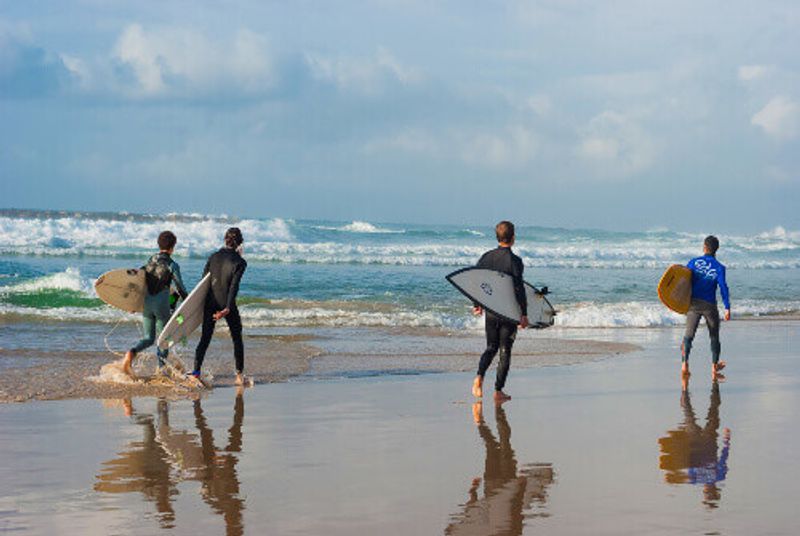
left=122, top=231, right=188, bottom=377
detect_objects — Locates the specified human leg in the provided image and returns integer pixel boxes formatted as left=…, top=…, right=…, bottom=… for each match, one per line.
left=131, top=311, right=157, bottom=353
left=193, top=305, right=216, bottom=374
left=703, top=305, right=726, bottom=376
left=475, top=315, right=501, bottom=397
left=125, top=311, right=156, bottom=374
left=704, top=306, right=721, bottom=365
left=682, top=305, right=702, bottom=373
left=494, top=321, right=517, bottom=393
left=154, top=302, right=171, bottom=369
left=225, top=306, right=244, bottom=375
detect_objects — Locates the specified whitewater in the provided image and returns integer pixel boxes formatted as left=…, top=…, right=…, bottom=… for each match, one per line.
left=1, top=209, right=798, bottom=329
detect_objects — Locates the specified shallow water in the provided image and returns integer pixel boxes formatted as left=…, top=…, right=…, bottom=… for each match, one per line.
left=1, top=321, right=798, bottom=534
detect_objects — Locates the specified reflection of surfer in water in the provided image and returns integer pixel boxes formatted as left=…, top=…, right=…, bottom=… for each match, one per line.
left=95, top=391, right=246, bottom=535
left=658, top=380, right=731, bottom=509
left=446, top=402, right=554, bottom=535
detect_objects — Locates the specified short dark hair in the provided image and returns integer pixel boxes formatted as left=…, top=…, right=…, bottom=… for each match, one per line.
left=704, top=235, right=719, bottom=255
left=225, top=227, right=244, bottom=249
left=495, top=221, right=515, bottom=243
left=158, top=230, right=177, bottom=251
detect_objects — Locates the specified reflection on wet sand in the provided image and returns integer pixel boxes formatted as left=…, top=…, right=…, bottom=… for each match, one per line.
left=658, top=381, right=731, bottom=509
left=95, top=391, right=245, bottom=534
left=446, top=403, right=555, bottom=535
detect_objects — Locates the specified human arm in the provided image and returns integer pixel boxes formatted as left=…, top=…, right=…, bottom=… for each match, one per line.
left=225, top=259, right=247, bottom=311
left=512, top=256, right=528, bottom=327
left=170, top=262, right=189, bottom=299
left=718, top=265, right=730, bottom=318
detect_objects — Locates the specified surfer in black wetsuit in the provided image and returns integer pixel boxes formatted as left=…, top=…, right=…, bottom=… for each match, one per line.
left=192, top=227, right=248, bottom=386
left=472, top=221, right=528, bottom=403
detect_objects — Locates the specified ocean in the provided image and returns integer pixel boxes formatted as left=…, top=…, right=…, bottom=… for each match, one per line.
left=1, top=208, right=798, bottom=331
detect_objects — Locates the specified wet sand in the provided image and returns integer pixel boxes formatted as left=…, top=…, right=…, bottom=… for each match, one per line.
left=0, top=319, right=798, bottom=534
left=0, top=322, right=637, bottom=402
left=0, top=331, right=321, bottom=402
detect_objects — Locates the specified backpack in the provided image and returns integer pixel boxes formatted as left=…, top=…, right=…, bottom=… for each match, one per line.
left=144, top=254, right=172, bottom=295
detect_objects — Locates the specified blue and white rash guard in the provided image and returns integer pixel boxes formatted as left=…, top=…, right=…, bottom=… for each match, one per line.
left=687, top=255, right=730, bottom=310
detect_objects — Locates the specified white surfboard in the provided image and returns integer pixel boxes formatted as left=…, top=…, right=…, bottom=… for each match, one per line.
left=94, top=268, right=146, bottom=313
left=157, top=273, right=211, bottom=350
left=446, top=267, right=556, bottom=328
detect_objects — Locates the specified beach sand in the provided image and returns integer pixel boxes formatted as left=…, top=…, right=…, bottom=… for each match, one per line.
left=0, top=321, right=637, bottom=402
left=0, top=319, right=797, bottom=534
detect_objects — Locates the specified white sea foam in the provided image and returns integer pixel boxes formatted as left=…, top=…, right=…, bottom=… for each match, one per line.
left=555, top=302, right=685, bottom=328
left=554, top=300, right=800, bottom=328
left=0, top=215, right=292, bottom=257
left=2, top=296, right=797, bottom=328
left=0, top=303, right=131, bottom=322
left=1, top=214, right=798, bottom=268
left=0, top=267, right=94, bottom=296
left=313, top=220, right=404, bottom=234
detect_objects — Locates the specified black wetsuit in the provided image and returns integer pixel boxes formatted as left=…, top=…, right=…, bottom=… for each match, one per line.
left=194, top=247, right=247, bottom=374
left=475, top=246, right=527, bottom=392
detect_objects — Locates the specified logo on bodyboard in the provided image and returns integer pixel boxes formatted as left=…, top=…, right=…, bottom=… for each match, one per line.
left=480, top=282, right=493, bottom=296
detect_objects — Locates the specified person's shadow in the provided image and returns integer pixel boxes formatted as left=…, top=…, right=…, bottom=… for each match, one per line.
left=95, top=390, right=246, bottom=535
left=445, top=402, right=555, bottom=535
left=658, top=380, right=731, bottom=509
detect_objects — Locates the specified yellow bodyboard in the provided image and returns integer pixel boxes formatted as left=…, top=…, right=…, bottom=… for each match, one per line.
left=657, top=264, right=693, bottom=314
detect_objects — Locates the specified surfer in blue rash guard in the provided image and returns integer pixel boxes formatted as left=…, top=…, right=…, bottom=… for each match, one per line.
left=472, top=221, right=529, bottom=403
left=123, top=231, right=188, bottom=377
left=191, top=227, right=248, bottom=386
left=682, top=235, right=731, bottom=380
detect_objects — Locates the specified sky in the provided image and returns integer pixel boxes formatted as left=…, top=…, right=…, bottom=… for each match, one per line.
left=1, top=0, right=798, bottom=231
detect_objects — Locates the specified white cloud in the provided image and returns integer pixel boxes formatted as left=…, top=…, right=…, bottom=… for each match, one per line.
left=764, top=166, right=796, bottom=184
left=305, top=47, right=422, bottom=95
left=576, top=111, right=656, bottom=178
left=363, top=125, right=538, bottom=169
left=459, top=126, right=538, bottom=169
left=751, top=96, right=799, bottom=140
left=362, top=129, right=440, bottom=157
left=526, top=94, right=552, bottom=116
left=59, top=54, right=91, bottom=88
left=111, top=24, right=273, bottom=96
left=738, top=64, right=771, bottom=82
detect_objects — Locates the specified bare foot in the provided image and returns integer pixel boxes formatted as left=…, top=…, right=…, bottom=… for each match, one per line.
left=122, top=350, right=135, bottom=377
left=472, top=376, right=483, bottom=398
left=494, top=390, right=511, bottom=403
left=681, top=363, right=690, bottom=377
left=472, top=402, right=483, bottom=424
left=681, top=373, right=689, bottom=392
left=235, top=373, right=245, bottom=386
left=712, top=361, right=726, bottom=380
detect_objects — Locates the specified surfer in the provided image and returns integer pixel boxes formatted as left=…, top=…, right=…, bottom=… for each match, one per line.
left=682, top=235, right=731, bottom=380
left=123, top=231, right=188, bottom=376
left=472, top=221, right=528, bottom=402
left=191, top=227, right=248, bottom=386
